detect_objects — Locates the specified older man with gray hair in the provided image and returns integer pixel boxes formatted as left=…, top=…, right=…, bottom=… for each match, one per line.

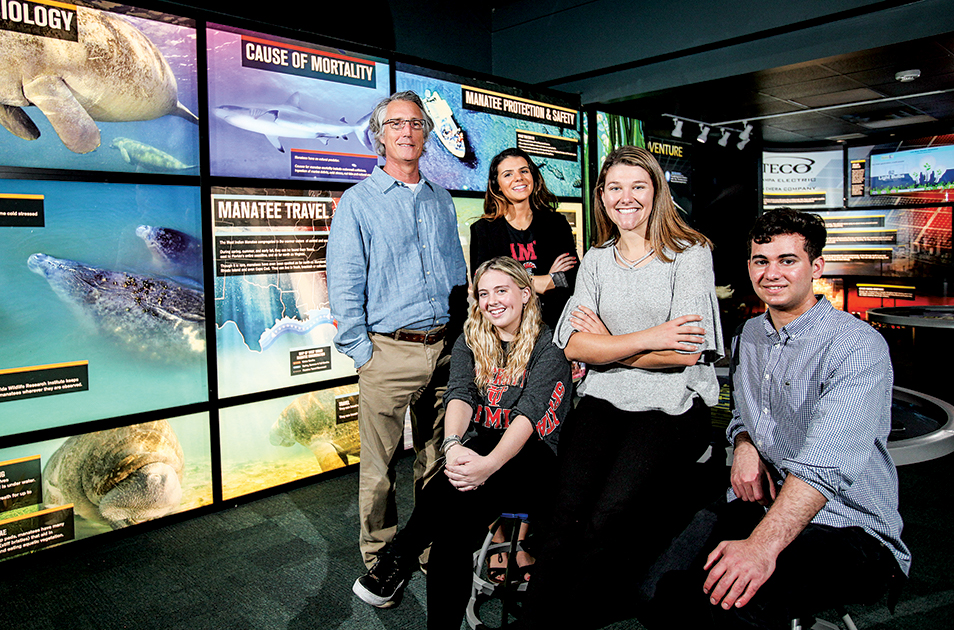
left=327, top=90, right=467, bottom=576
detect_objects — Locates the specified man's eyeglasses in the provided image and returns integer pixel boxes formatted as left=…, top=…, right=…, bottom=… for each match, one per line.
left=383, top=118, right=425, bottom=130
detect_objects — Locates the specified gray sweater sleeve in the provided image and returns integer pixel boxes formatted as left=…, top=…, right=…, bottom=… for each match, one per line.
left=550, top=244, right=723, bottom=414
left=511, top=327, right=573, bottom=454
left=668, top=245, right=725, bottom=362
left=443, top=333, right=480, bottom=412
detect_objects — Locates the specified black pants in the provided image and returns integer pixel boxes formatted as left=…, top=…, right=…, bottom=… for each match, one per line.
left=389, top=432, right=555, bottom=630
left=526, top=396, right=712, bottom=629
left=641, top=499, right=902, bottom=630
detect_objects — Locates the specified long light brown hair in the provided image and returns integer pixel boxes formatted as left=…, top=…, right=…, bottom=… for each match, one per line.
left=465, top=256, right=543, bottom=389
left=481, top=148, right=559, bottom=220
left=592, top=145, right=711, bottom=262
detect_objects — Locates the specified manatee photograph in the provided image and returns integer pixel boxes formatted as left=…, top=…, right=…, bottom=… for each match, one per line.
left=0, top=4, right=199, bottom=174
left=0, top=412, right=212, bottom=545
left=0, top=179, right=207, bottom=434
left=218, top=385, right=360, bottom=500
left=206, top=24, right=388, bottom=182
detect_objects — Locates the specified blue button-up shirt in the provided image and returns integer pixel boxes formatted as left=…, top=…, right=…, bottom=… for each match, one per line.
left=326, top=166, right=467, bottom=368
left=728, top=297, right=910, bottom=574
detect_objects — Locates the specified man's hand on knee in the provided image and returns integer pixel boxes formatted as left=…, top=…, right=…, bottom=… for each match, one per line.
left=703, top=538, right=777, bottom=610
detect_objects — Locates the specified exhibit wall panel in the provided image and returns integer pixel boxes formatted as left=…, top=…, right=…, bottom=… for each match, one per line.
left=816, top=206, right=952, bottom=278
left=0, top=411, right=212, bottom=561
left=0, top=5, right=200, bottom=174
left=218, top=384, right=360, bottom=501
left=206, top=24, right=388, bottom=182
left=753, top=143, right=953, bottom=322
left=762, top=149, right=844, bottom=210
left=395, top=63, right=583, bottom=198
left=594, top=112, right=693, bottom=216
left=0, top=1, right=582, bottom=563
left=0, top=178, right=207, bottom=435
left=211, top=188, right=355, bottom=398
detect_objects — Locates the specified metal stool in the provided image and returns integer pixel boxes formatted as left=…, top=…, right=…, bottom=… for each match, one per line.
left=466, top=512, right=530, bottom=629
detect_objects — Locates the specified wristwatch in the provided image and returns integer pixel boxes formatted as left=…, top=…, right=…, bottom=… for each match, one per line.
left=441, top=434, right=462, bottom=454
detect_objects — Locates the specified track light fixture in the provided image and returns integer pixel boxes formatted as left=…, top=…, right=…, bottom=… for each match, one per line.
left=718, top=128, right=731, bottom=146
left=696, top=124, right=710, bottom=143
left=663, top=113, right=747, bottom=148
left=737, top=122, right=753, bottom=150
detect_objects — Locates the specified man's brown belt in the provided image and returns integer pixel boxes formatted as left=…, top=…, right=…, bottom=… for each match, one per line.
left=379, top=325, right=446, bottom=345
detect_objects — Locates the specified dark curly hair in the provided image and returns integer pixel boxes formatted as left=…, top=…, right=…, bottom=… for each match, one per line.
left=748, top=208, right=827, bottom=260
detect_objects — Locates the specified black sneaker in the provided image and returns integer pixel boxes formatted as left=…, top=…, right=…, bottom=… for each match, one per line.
left=352, top=550, right=407, bottom=608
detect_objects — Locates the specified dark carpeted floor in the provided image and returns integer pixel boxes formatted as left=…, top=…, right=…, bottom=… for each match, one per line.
left=2, top=450, right=952, bottom=629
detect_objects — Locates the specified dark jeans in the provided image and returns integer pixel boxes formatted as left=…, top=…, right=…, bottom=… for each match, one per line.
left=526, top=396, right=712, bottom=629
left=641, top=499, right=902, bottom=630
left=388, top=432, right=555, bottom=630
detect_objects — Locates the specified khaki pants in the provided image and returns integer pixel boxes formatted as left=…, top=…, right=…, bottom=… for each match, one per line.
left=357, top=332, right=447, bottom=568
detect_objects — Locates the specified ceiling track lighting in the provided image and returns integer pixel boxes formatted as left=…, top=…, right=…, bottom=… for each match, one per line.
left=737, top=122, right=753, bottom=150
left=671, top=118, right=684, bottom=138
left=718, top=128, right=731, bottom=146
left=663, top=114, right=749, bottom=149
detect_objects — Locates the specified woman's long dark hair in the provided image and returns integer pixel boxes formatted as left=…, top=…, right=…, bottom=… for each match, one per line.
left=481, top=147, right=559, bottom=219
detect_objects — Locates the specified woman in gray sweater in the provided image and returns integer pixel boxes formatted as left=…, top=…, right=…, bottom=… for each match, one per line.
left=529, top=146, right=724, bottom=629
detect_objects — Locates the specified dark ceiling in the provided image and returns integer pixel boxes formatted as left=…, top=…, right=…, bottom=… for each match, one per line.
left=600, top=32, right=954, bottom=145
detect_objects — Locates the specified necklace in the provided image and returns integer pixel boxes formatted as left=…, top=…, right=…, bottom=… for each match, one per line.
left=614, top=244, right=654, bottom=269
left=506, top=208, right=533, bottom=231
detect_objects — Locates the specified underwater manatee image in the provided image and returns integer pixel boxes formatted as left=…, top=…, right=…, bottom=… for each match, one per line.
left=0, top=6, right=198, bottom=154
left=42, top=420, right=184, bottom=529
left=111, top=138, right=195, bottom=172
left=27, top=252, right=205, bottom=360
left=269, top=387, right=360, bottom=471
left=136, top=224, right=203, bottom=282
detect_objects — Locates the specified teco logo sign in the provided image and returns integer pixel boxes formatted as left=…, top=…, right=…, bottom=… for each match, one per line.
left=763, top=156, right=815, bottom=174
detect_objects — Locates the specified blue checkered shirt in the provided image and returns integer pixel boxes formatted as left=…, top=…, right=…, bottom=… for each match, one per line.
left=727, top=297, right=910, bottom=574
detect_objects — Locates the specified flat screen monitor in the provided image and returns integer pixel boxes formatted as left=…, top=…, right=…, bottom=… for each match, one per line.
left=206, top=24, right=389, bottom=182
left=395, top=64, right=582, bottom=198
left=849, top=134, right=954, bottom=207
left=0, top=4, right=200, bottom=174
left=869, top=144, right=954, bottom=196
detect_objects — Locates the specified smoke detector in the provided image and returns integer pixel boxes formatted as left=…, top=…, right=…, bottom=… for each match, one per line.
left=895, top=69, right=921, bottom=83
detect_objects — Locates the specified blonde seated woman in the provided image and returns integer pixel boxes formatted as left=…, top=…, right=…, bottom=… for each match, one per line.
left=470, top=147, right=579, bottom=581
left=352, top=256, right=573, bottom=630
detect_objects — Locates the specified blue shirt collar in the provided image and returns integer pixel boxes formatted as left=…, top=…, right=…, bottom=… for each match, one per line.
left=368, top=165, right=435, bottom=194
left=761, top=295, right=832, bottom=341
